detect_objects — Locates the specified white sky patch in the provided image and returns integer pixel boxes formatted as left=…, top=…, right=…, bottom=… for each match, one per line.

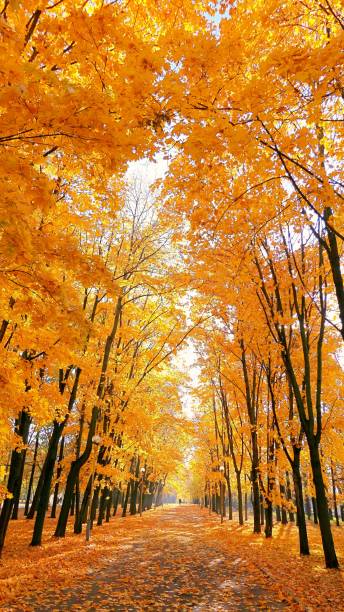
left=174, top=340, right=200, bottom=419
left=125, top=155, right=169, bottom=187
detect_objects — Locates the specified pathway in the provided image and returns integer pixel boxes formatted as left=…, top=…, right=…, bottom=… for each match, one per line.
left=6, top=506, right=285, bottom=611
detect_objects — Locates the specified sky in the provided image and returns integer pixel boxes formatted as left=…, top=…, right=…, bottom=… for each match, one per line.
left=125, top=157, right=200, bottom=420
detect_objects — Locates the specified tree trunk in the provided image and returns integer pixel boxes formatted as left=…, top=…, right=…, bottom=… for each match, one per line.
left=265, top=501, right=273, bottom=538
left=236, top=472, right=244, bottom=525
left=225, top=476, right=232, bottom=520
left=324, top=207, right=344, bottom=341
left=129, top=458, right=140, bottom=515
left=122, top=481, right=131, bottom=517
left=331, top=464, right=340, bottom=528
left=74, top=476, right=91, bottom=534
left=11, top=448, right=27, bottom=520
left=0, top=410, right=31, bottom=555
left=280, top=484, right=288, bottom=524
left=90, top=485, right=100, bottom=528
left=70, top=492, right=76, bottom=516
left=105, top=491, right=112, bottom=523
left=55, top=405, right=98, bottom=538
left=309, top=442, right=338, bottom=568
left=50, top=436, right=65, bottom=519
left=97, top=485, right=109, bottom=526
left=27, top=459, right=46, bottom=519
left=292, top=460, right=310, bottom=556
left=31, top=421, right=62, bottom=546
left=286, top=471, right=295, bottom=522
left=312, top=496, right=318, bottom=524
left=244, top=475, right=248, bottom=521
left=24, top=431, right=39, bottom=516
left=113, top=488, right=120, bottom=516
left=251, top=434, right=261, bottom=533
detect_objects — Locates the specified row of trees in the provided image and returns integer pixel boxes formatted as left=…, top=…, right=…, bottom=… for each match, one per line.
left=0, top=0, right=203, bottom=555
left=160, top=0, right=344, bottom=570
left=0, top=178, right=192, bottom=554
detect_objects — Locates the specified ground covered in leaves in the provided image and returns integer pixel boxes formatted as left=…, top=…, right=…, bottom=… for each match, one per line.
left=0, top=505, right=343, bottom=611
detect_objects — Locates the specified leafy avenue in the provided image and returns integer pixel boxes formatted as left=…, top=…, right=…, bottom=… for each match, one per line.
left=0, top=0, right=343, bottom=609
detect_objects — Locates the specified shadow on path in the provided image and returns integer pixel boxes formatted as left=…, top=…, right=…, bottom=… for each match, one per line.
left=7, top=506, right=286, bottom=611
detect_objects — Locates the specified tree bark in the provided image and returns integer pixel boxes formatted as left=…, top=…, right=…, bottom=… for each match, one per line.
left=236, top=472, right=244, bottom=525
left=312, top=496, right=318, bottom=524
left=0, top=411, right=31, bottom=555
left=309, top=442, right=338, bottom=567
left=31, top=421, right=63, bottom=546
left=122, top=481, right=131, bottom=517
left=50, top=436, right=65, bottom=519
left=331, top=464, right=340, bottom=527
left=292, top=457, right=310, bottom=556
left=24, top=431, right=39, bottom=516
left=55, top=405, right=98, bottom=537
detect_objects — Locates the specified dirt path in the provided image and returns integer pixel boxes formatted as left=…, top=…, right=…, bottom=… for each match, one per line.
left=5, top=506, right=286, bottom=611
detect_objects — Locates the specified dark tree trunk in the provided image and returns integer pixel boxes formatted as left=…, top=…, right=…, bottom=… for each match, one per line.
left=331, top=464, right=340, bottom=528
left=55, top=405, right=98, bottom=538
left=24, top=431, right=39, bottom=516
left=75, top=481, right=81, bottom=524
left=129, top=458, right=140, bottom=516
left=309, top=442, right=338, bottom=568
left=236, top=472, right=243, bottom=525
left=97, top=485, right=109, bottom=526
left=50, top=436, right=65, bottom=519
left=73, top=407, right=85, bottom=528
left=286, top=471, right=295, bottom=522
left=31, top=421, right=63, bottom=546
left=11, top=447, right=27, bottom=520
left=70, top=492, right=75, bottom=516
left=90, top=485, right=100, bottom=528
left=251, top=437, right=261, bottom=533
left=113, top=488, right=120, bottom=517
left=275, top=505, right=281, bottom=522
left=105, top=490, right=112, bottom=523
left=216, top=493, right=220, bottom=515
left=292, top=452, right=310, bottom=556
left=324, top=207, right=344, bottom=341
left=27, top=459, right=46, bottom=519
left=281, top=506, right=288, bottom=525
left=225, top=476, right=232, bottom=520
left=0, top=411, right=31, bottom=555
left=155, top=481, right=164, bottom=507
left=312, top=497, right=318, bottom=524
left=146, top=493, right=154, bottom=510
left=74, top=476, right=91, bottom=534
left=260, top=495, right=265, bottom=525
left=265, top=501, right=273, bottom=538
left=122, top=481, right=131, bottom=517
left=280, top=485, right=288, bottom=524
